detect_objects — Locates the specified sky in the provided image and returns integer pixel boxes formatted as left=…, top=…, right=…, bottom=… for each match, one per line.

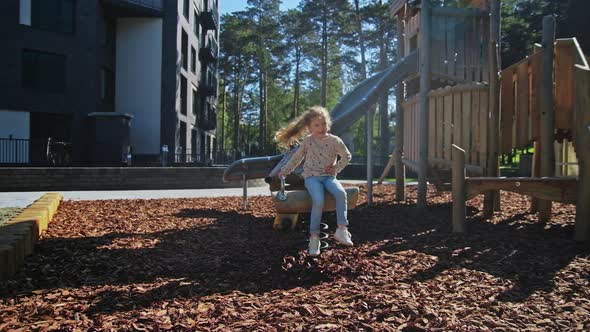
left=220, top=0, right=300, bottom=15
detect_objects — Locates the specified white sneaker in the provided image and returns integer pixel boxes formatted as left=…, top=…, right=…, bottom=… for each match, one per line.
left=308, top=236, right=321, bottom=256
left=334, top=227, right=353, bottom=246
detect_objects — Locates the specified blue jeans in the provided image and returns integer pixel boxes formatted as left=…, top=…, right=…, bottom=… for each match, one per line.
left=304, top=176, right=348, bottom=235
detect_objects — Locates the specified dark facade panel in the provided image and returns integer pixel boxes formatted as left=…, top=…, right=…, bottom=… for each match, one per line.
left=0, top=0, right=219, bottom=165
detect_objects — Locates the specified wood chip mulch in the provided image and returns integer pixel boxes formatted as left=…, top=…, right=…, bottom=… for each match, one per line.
left=0, top=185, right=588, bottom=331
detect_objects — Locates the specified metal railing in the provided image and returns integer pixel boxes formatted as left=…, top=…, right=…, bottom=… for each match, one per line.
left=199, top=35, right=218, bottom=63
left=201, top=3, right=219, bottom=30
left=198, top=106, right=217, bottom=130
left=201, top=69, right=218, bottom=96
left=172, top=149, right=234, bottom=165
left=0, top=137, right=71, bottom=166
left=0, top=137, right=30, bottom=164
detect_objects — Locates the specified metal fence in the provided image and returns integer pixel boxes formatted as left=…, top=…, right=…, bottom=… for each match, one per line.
left=172, top=149, right=236, bottom=166
left=0, top=137, right=71, bottom=166
left=0, top=137, right=30, bottom=164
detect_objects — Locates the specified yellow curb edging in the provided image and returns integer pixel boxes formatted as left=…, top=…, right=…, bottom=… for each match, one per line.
left=0, top=193, right=63, bottom=282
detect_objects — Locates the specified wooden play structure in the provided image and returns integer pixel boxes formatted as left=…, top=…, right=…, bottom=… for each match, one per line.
left=389, top=0, right=590, bottom=240
left=453, top=31, right=590, bottom=240
left=389, top=0, right=498, bottom=207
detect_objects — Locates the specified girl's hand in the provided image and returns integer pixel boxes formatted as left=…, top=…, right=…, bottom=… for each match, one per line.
left=325, top=165, right=336, bottom=175
left=278, top=171, right=287, bottom=179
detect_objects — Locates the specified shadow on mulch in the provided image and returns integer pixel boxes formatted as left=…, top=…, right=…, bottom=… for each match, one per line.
left=13, top=208, right=338, bottom=314
left=1, top=186, right=587, bottom=317
left=357, top=198, right=587, bottom=304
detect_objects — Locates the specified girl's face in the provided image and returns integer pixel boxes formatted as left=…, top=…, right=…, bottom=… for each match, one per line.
left=308, top=116, right=328, bottom=137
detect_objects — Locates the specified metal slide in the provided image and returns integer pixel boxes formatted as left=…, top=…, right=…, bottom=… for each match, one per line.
left=223, top=50, right=418, bottom=182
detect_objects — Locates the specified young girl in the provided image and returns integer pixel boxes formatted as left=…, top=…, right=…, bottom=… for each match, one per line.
left=276, top=106, right=353, bottom=256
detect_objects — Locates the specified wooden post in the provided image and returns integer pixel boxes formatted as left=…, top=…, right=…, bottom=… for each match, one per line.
left=395, top=12, right=406, bottom=202
left=574, top=65, right=590, bottom=241
left=221, top=82, right=226, bottom=152
left=366, top=106, right=374, bottom=206
left=539, top=16, right=556, bottom=222
left=418, top=0, right=431, bottom=208
left=530, top=141, right=541, bottom=213
left=484, top=0, right=501, bottom=217
left=378, top=149, right=395, bottom=184
left=452, top=144, right=466, bottom=232
left=242, top=173, right=248, bottom=210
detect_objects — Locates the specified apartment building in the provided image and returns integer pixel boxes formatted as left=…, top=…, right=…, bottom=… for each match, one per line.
left=0, top=0, right=219, bottom=165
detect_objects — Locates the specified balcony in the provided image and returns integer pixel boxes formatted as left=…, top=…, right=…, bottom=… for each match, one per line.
left=199, top=106, right=217, bottom=131
left=200, top=6, right=219, bottom=31
left=102, top=0, right=163, bottom=17
left=199, top=37, right=218, bottom=63
left=200, top=71, right=217, bottom=97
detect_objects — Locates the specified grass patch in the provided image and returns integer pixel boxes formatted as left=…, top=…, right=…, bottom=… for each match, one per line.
left=500, top=146, right=535, bottom=168
left=0, top=207, right=22, bottom=226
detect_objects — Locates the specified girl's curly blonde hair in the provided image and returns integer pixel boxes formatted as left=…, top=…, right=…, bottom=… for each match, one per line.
left=274, top=106, right=332, bottom=149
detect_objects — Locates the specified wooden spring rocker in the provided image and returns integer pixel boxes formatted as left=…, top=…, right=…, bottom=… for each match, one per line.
left=268, top=176, right=359, bottom=230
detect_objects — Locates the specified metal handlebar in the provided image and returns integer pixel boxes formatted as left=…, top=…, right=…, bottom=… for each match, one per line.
left=276, top=175, right=287, bottom=201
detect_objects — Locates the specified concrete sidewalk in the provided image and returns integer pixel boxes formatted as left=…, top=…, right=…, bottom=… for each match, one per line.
left=0, top=187, right=271, bottom=208
left=0, top=180, right=399, bottom=208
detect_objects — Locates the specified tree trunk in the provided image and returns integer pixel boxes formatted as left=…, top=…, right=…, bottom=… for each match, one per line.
left=378, top=3, right=390, bottom=164
left=233, top=72, right=241, bottom=158
left=354, top=0, right=368, bottom=159
left=293, top=48, right=301, bottom=117
left=354, top=0, right=367, bottom=80
left=221, top=81, right=226, bottom=152
left=258, top=69, right=265, bottom=151
left=256, top=5, right=266, bottom=153
left=321, top=5, right=328, bottom=107
left=263, top=71, right=268, bottom=152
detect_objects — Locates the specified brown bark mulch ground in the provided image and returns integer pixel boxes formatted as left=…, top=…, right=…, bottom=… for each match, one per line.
left=1, top=185, right=589, bottom=331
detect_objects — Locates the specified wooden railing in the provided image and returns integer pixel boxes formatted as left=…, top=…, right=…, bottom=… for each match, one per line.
left=402, top=83, right=489, bottom=174
left=403, top=12, right=420, bottom=56
left=499, top=38, right=589, bottom=153
left=430, top=8, right=489, bottom=83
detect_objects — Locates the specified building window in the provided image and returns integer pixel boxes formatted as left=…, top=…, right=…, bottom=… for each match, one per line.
left=183, top=0, right=189, bottom=20
left=193, top=9, right=199, bottom=35
left=191, top=46, right=196, bottom=73
left=25, top=0, right=76, bottom=34
left=181, top=29, right=188, bottom=70
left=100, top=68, right=115, bottom=110
left=191, top=129, right=197, bottom=160
left=180, top=75, right=187, bottom=115
left=101, top=18, right=116, bottom=47
left=22, top=50, right=66, bottom=93
left=179, top=121, right=187, bottom=158
left=192, top=86, right=198, bottom=116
